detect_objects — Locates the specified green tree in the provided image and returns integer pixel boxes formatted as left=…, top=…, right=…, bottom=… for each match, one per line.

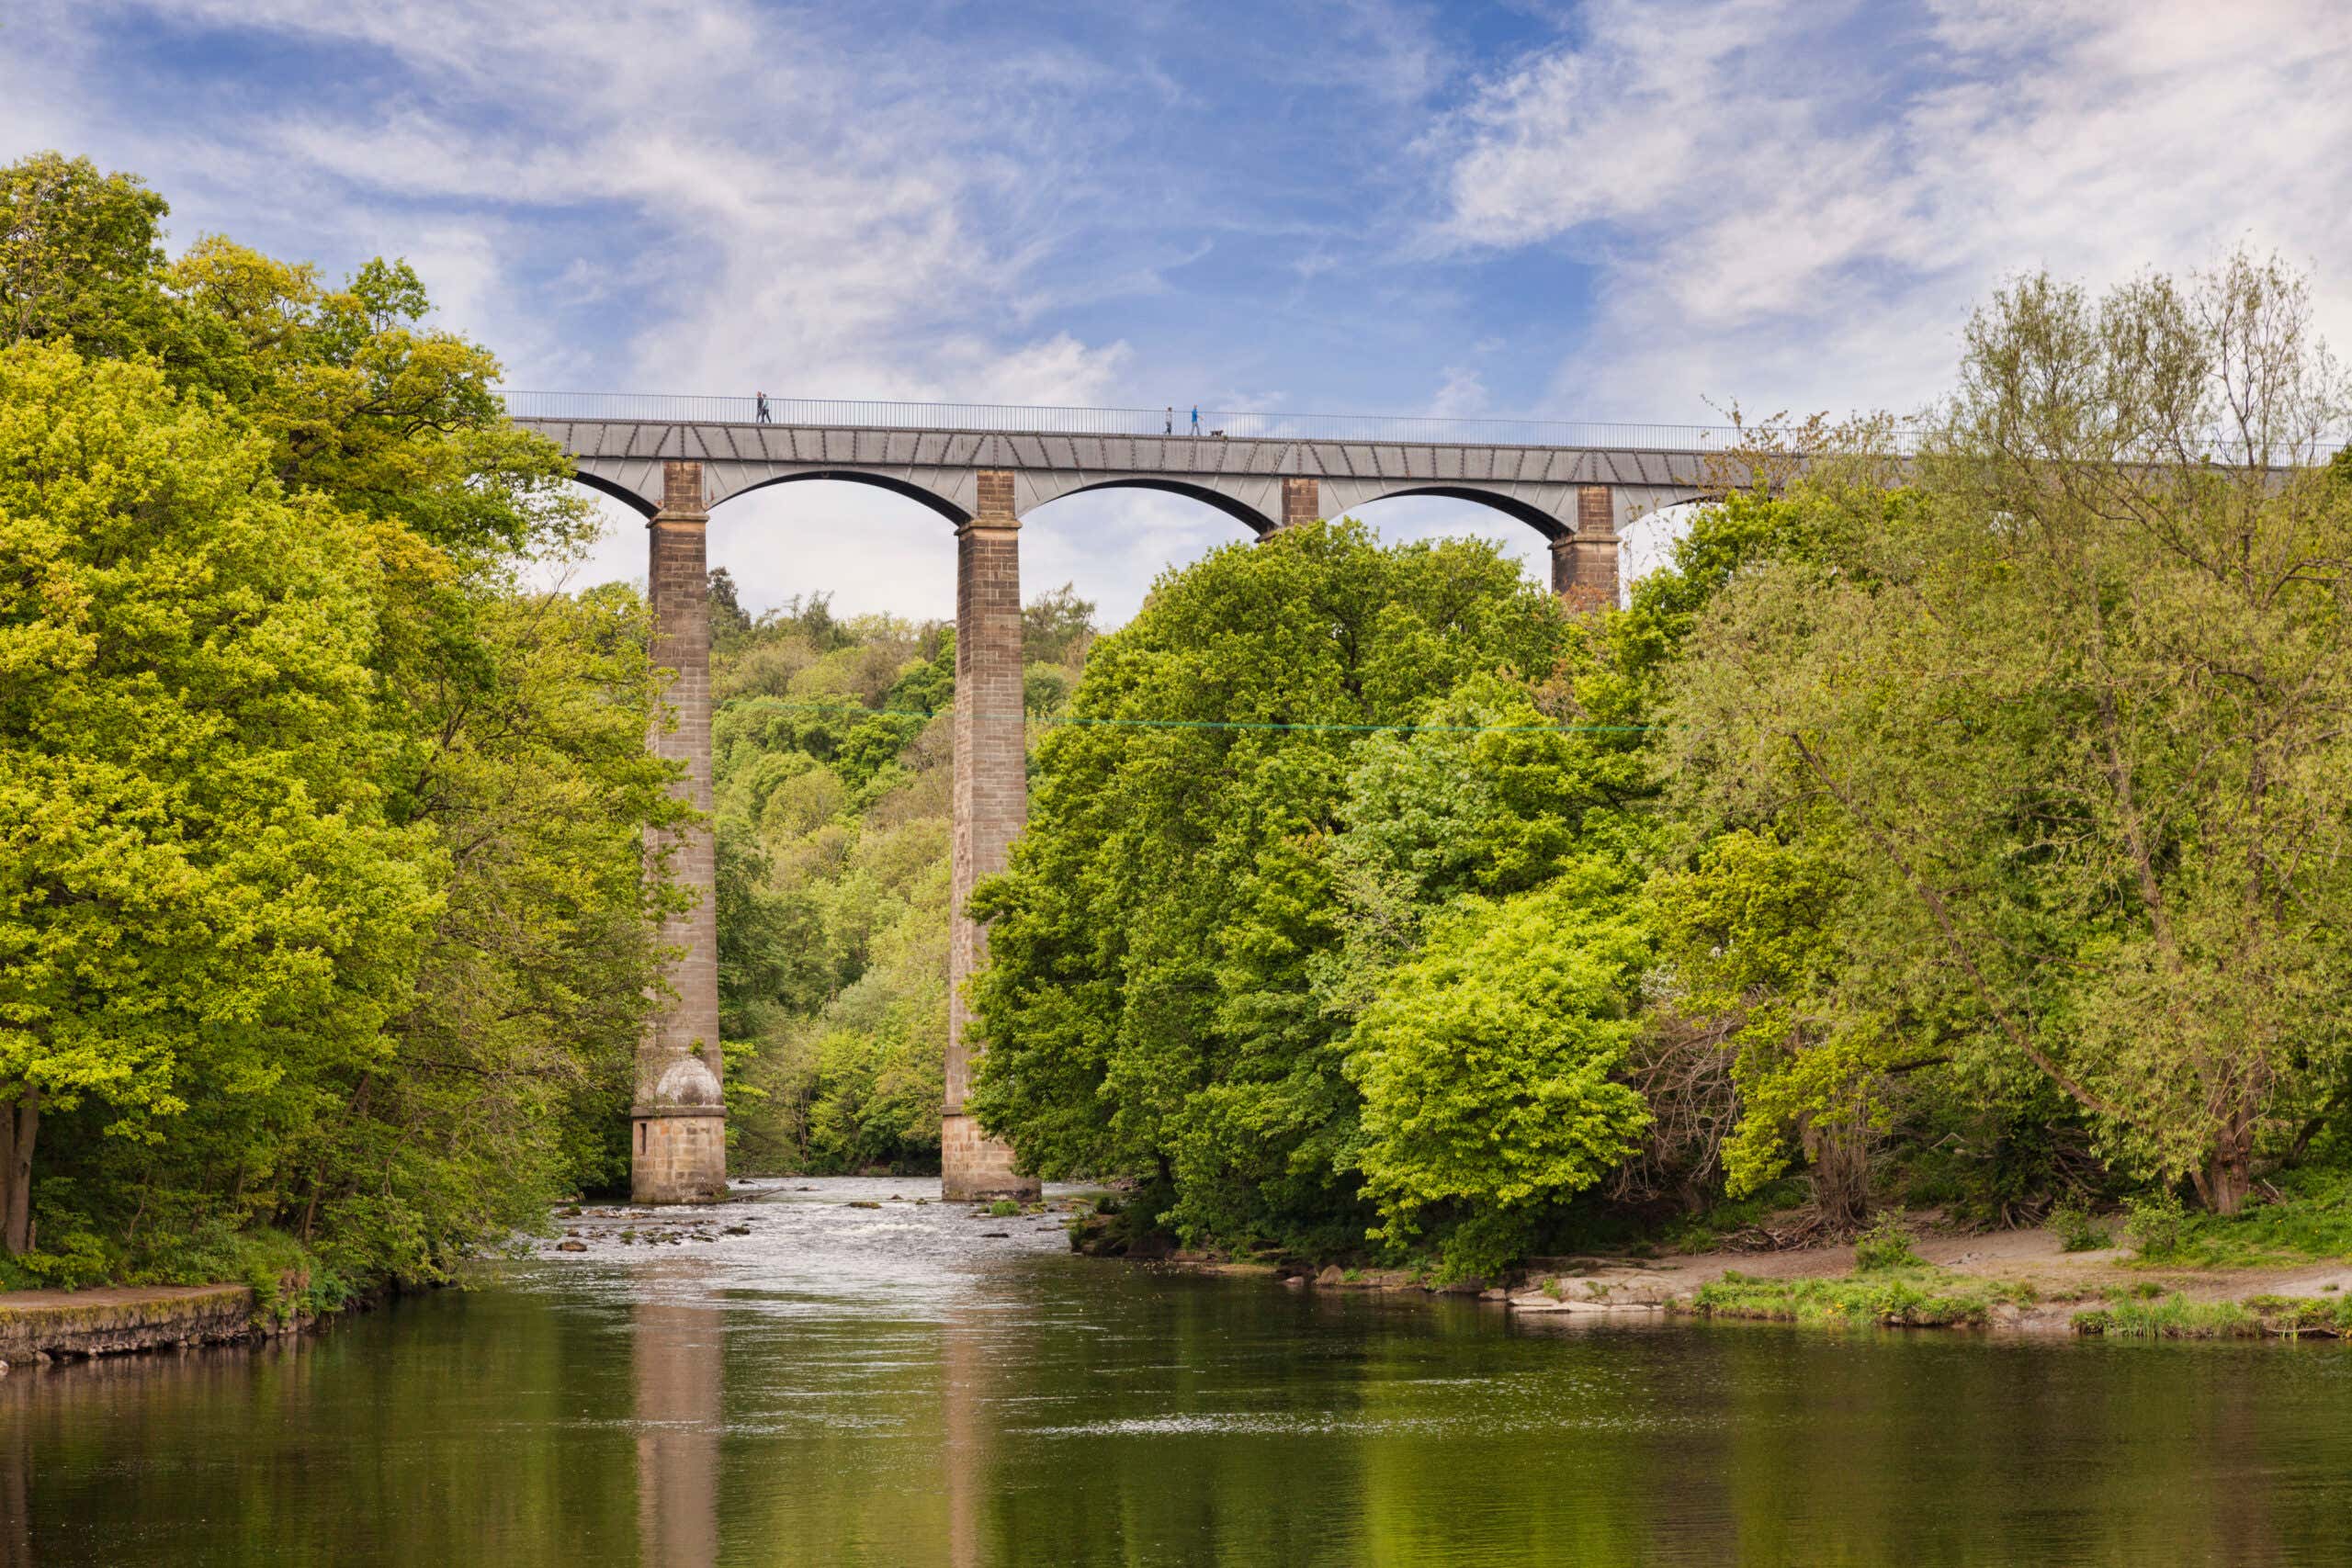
left=1345, top=865, right=1652, bottom=1279
left=0, top=153, right=177, bottom=361
left=967, top=519, right=1573, bottom=1252
left=333, top=581, right=684, bottom=1273
left=0, top=151, right=680, bottom=1283
left=1022, top=581, right=1097, bottom=664
left=1668, top=254, right=2352, bottom=1213
left=0, top=343, right=433, bottom=1256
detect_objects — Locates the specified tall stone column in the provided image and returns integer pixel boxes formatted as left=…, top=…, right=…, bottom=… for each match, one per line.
left=634, top=460, right=728, bottom=1204
left=944, top=470, right=1041, bottom=1201
left=1550, top=484, right=1620, bottom=615
left=1280, top=476, right=1319, bottom=530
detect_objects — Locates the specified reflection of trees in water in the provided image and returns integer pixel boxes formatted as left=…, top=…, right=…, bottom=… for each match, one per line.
left=633, top=1267, right=724, bottom=1568
left=0, top=1374, right=25, bottom=1568
left=0, top=1270, right=2344, bottom=1563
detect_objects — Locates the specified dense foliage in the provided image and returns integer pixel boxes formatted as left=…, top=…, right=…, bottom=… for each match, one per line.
left=714, top=586, right=1097, bottom=1175
left=10, top=145, right=2347, bottom=1294
left=1667, top=254, right=2352, bottom=1218
left=0, top=153, right=680, bottom=1294
left=958, top=253, right=2352, bottom=1270
left=964, top=520, right=1663, bottom=1271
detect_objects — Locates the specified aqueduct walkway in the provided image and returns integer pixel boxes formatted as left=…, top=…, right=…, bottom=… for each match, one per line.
left=510, top=394, right=1735, bottom=1202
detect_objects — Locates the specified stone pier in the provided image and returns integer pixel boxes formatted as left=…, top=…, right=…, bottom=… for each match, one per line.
left=518, top=411, right=1708, bottom=1201
left=1550, top=484, right=1620, bottom=614
left=1281, top=476, right=1319, bottom=529
left=944, top=470, right=1042, bottom=1201
left=634, top=459, right=728, bottom=1204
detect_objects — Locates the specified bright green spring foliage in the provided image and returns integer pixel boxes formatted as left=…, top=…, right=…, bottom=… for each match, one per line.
left=0, top=152, right=677, bottom=1286
left=1346, top=866, right=1651, bottom=1280
left=0, top=342, right=435, bottom=1257
left=967, top=518, right=1631, bottom=1258
left=1650, top=826, right=1874, bottom=1202
left=0, top=154, right=177, bottom=362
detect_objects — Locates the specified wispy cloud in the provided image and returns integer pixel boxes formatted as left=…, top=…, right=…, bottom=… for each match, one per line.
left=77, top=0, right=1139, bottom=402
left=10, top=0, right=2348, bottom=619
left=1429, top=0, right=2352, bottom=419
left=34, top=0, right=1167, bottom=615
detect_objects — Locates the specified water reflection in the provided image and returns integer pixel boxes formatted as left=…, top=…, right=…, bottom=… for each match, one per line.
left=632, top=1265, right=721, bottom=1568
left=2, top=1179, right=2351, bottom=1565
left=942, top=1307, right=986, bottom=1568
left=0, top=1368, right=26, bottom=1568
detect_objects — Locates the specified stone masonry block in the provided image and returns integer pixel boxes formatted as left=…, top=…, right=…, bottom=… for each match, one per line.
left=1282, top=476, right=1319, bottom=529
left=1545, top=486, right=1614, bottom=615
left=975, top=468, right=1018, bottom=522
left=1577, top=483, right=1614, bottom=538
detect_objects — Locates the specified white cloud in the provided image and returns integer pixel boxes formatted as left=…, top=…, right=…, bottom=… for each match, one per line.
left=15, top=0, right=1161, bottom=617
left=1431, top=0, right=2352, bottom=421
left=26, top=0, right=2338, bottom=627
left=1428, top=364, right=1489, bottom=418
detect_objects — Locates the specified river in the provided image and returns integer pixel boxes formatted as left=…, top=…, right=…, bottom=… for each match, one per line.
left=6, top=1176, right=2352, bottom=1565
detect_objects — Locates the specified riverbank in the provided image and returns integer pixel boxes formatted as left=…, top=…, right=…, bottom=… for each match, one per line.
left=0, top=1283, right=266, bottom=1366
left=1159, top=1218, right=2352, bottom=1337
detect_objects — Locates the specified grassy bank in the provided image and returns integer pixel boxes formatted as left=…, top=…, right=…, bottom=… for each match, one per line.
left=0, top=1224, right=373, bottom=1329
left=1688, top=1268, right=2028, bottom=1327
left=2074, top=1292, right=2352, bottom=1339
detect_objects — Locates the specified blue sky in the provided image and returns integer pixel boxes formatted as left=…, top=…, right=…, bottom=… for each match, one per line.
left=8, top=0, right=2349, bottom=622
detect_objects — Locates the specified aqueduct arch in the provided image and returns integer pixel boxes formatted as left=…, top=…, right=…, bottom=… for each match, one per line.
left=519, top=408, right=1720, bottom=1202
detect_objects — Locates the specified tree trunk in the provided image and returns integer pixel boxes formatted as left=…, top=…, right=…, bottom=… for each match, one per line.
left=0, top=1087, right=37, bottom=1257
left=1805, top=1117, right=1871, bottom=1230
left=2198, top=1139, right=2254, bottom=1217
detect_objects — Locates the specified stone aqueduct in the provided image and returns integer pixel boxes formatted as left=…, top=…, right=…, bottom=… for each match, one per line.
left=514, top=403, right=1728, bottom=1202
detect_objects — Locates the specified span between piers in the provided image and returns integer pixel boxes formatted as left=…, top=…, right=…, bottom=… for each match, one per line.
left=511, top=393, right=1738, bottom=1202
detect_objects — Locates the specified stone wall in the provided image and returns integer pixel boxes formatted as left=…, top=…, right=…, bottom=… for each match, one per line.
left=940, top=1112, right=1032, bottom=1201
left=0, top=1284, right=257, bottom=1362
left=1281, top=476, right=1319, bottom=529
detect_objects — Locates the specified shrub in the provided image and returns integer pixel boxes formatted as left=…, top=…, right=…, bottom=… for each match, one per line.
left=1345, top=874, right=1652, bottom=1282
left=2123, top=1190, right=2187, bottom=1260
left=2049, top=1199, right=2112, bottom=1254
left=987, top=1199, right=1022, bottom=1218
left=2244, top=1294, right=2352, bottom=1334
left=1852, top=1212, right=1924, bottom=1272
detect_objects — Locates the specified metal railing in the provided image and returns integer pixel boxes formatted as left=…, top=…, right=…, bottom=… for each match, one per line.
left=496, top=389, right=1754, bottom=452
left=496, top=390, right=2352, bottom=467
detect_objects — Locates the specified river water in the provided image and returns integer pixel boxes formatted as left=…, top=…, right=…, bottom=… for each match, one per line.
left=6, top=1176, right=2352, bottom=1566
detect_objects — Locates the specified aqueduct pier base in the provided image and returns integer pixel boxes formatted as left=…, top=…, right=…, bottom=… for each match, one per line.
left=520, top=416, right=1720, bottom=1202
